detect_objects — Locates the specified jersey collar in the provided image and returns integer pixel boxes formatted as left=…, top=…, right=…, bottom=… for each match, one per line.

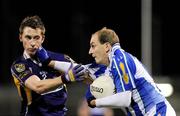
left=23, top=51, right=31, bottom=59
left=23, top=50, right=42, bottom=66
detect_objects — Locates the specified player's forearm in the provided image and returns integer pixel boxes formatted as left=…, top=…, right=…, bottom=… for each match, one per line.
left=48, top=60, right=55, bottom=68
left=36, top=77, right=64, bottom=94
left=25, top=75, right=63, bottom=94
left=94, top=91, right=131, bottom=107
left=48, top=60, right=78, bottom=72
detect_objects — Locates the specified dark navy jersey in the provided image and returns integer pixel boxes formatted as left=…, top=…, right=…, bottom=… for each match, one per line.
left=11, top=51, right=70, bottom=116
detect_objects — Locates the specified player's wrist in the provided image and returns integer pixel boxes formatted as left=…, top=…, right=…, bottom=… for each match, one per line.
left=90, top=100, right=96, bottom=107
left=61, top=64, right=85, bottom=84
left=87, top=97, right=96, bottom=108
left=61, top=74, right=69, bottom=84
left=42, top=57, right=51, bottom=66
left=61, top=72, right=74, bottom=84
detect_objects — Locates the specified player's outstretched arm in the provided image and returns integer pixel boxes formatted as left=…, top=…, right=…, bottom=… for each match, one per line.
left=61, top=63, right=85, bottom=83
left=36, top=47, right=81, bottom=72
left=36, top=47, right=93, bottom=84
left=25, top=64, right=85, bottom=94
left=90, top=91, right=132, bottom=108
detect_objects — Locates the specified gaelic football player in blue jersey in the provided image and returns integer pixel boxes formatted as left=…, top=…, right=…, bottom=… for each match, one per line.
left=86, top=27, right=176, bottom=116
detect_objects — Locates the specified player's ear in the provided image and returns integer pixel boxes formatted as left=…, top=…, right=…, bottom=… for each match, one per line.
left=19, top=34, right=22, bottom=42
left=41, top=35, right=45, bottom=43
left=105, top=42, right=111, bottom=53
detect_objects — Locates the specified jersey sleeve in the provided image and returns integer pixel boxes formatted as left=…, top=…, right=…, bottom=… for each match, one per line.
left=47, top=51, right=72, bottom=62
left=85, top=86, right=94, bottom=99
left=11, top=62, right=34, bottom=85
left=85, top=86, right=96, bottom=108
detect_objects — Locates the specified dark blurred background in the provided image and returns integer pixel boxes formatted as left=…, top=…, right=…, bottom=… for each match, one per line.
left=0, top=0, right=180, bottom=115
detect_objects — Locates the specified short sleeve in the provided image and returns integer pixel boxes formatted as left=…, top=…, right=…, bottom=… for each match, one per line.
left=11, top=62, right=34, bottom=85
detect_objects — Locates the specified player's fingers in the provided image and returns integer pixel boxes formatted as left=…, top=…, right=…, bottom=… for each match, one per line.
left=73, top=64, right=82, bottom=70
left=75, top=71, right=85, bottom=77
left=74, top=65, right=84, bottom=74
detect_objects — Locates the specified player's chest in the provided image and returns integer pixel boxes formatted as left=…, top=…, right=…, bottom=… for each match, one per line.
left=28, top=61, right=58, bottom=80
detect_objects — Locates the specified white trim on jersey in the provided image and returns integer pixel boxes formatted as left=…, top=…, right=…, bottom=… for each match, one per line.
left=132, top=89, right=146, bottom=115
left=165, top=100, right=176, bottom=116
left=133, top=57, right=163, bottom=95
left=121, top=51, right=136, bottom=88
left=25, top=106, right=28, bottom=116
left=41, top=85, right=64, bottom=95
left=113, top=57, right=125, bottom=91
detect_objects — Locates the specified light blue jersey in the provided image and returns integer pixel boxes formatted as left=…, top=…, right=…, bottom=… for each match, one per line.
left=86, top=44, right=176, bottom=116
left=109, top=43, right=175, bottom=116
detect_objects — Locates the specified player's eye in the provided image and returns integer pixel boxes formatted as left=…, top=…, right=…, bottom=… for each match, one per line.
left=91, top=44, right=95, bottom=48
left=25, top=35, right=32, bottom=40
left=34, top=36, right=40, bottom=40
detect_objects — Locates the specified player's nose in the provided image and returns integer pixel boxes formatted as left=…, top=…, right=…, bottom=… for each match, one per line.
left=30, top=41, right=36, bottom=47
left=89, top=48, right=92, bottom=55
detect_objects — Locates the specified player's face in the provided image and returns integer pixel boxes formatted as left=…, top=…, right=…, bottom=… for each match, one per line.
left=89, top=34, right=110, bottom=66
left=19, top=27, right=44, bottom=57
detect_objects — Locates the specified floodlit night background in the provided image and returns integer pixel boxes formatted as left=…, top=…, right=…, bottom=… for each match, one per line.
left=0, top=0, right=180, bottom=115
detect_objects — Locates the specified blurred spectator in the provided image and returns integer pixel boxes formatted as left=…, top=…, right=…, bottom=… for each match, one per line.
left=77, top=98, right=114, bottom=116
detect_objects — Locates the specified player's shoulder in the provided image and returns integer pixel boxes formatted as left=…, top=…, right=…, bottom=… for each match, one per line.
left=11, top=56, right=26, bottom=67
left=11, top=56, right=27, bottom=73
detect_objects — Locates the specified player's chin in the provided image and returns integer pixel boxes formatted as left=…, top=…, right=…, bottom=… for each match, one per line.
left=95, top=59, right=103, bottom=65
left=95, top=58, right=100, bottom=64
left=28, top=51, right=36, bottom=56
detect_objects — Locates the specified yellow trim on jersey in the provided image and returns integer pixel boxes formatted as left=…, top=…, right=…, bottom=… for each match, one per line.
left=120, top=63, right=129, bottom=84
left=13, top=76, right=32, bottom=105
left=24, top=87, right=32, bottom=105
left=68, top=70, right=75, bottom=81
left=13, top=76, right=23, bottom=100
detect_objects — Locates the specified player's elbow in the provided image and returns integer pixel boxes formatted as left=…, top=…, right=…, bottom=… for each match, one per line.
left=35, top=88, right=46, bottom=94
left=124, top=98, right=131, bottom=107
left=32, top=85, right=48, bottom=94
left=111, top=91, right=132, bottom=107
left=25, top=75, right=47, bottom=94
left=121, top=91, right=131, bottom=107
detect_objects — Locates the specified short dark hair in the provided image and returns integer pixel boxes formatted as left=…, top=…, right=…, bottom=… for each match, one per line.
left=19, top=15, right=45, bottom=35
left=95, top=27, right=119, bottom=46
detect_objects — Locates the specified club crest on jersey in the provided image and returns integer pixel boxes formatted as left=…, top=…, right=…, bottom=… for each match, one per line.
left=15, top=63, right=25, bottom=73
